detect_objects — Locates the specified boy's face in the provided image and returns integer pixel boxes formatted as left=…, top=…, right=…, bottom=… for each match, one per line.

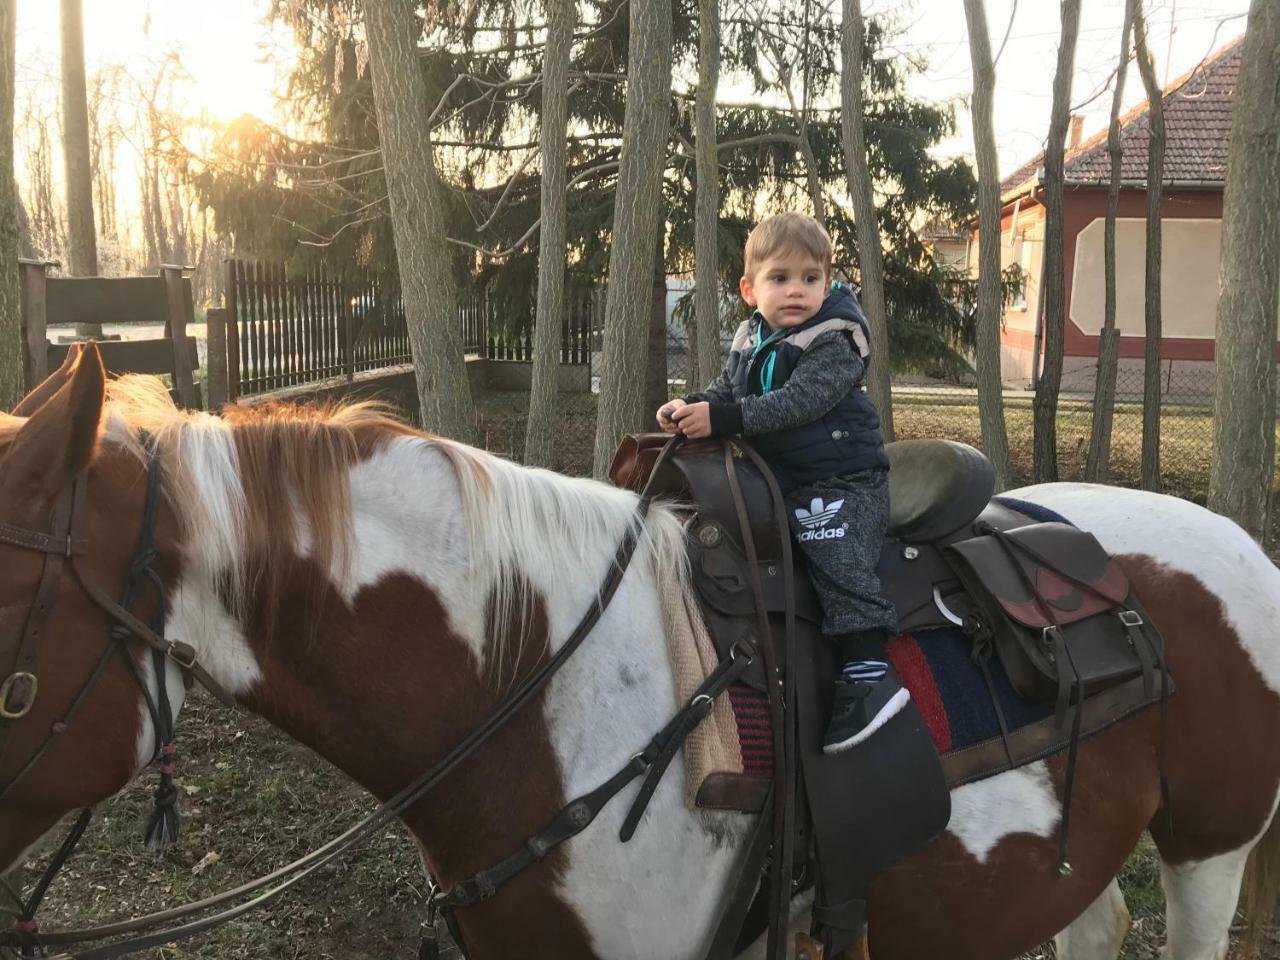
left=739, top=249, right=829, bottom=331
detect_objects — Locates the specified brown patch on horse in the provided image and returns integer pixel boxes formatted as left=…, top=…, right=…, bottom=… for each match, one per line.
left=234, top=554, right=596, bottom=958
left=867, top=706, right=1163, bottom=959
left=1116, top=554, right=1280, bottom=863
left=866, top=552, right=1280, bottom=958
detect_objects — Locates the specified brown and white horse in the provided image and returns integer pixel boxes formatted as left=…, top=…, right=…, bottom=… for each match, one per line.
left=2, top=345, right=1279, bottom=960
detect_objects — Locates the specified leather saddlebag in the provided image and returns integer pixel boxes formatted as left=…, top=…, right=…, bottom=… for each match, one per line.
left=946, top=522, right=1162, bottom=705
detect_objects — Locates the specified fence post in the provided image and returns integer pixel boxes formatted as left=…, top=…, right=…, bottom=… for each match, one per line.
left=205, top=307, right=229, bottom=410
left=342, top=282, right=355, bottom=383
left=223, top=260, right=240, bottom=401
left=18, top=259, right=51, bottom=390
left=160, top=264, right=200, bottom=409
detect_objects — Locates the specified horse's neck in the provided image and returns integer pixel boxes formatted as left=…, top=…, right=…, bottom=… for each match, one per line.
left=168, top=436, right=667, bottom=840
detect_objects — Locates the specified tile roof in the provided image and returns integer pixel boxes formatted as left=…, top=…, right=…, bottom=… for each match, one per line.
left=1000, top=36, right=1242, bottom=200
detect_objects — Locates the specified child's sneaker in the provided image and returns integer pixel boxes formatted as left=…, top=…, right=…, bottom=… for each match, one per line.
left=822, top=674, right=912, bottom=755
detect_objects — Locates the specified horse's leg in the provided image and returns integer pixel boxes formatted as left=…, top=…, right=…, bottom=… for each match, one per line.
left=1153, top=846, right=1251, bottom=960
left=1052, top=877, right=1130, bottom=960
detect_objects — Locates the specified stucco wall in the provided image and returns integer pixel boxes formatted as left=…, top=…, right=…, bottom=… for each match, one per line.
left=1070, top=217, right=1222, bottom=341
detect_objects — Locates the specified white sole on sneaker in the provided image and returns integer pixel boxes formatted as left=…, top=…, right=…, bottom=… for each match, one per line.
left=822, top=687, right=912, bottom=755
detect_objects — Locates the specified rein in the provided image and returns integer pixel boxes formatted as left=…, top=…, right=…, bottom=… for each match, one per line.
left=1, top=437, right=679, bottom=960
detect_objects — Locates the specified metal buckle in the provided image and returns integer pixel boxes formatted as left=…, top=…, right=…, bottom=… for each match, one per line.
left=1118, top=610, right=1144, bottom=628
left=165, top=641, right=199, bottom=671
left=729, top=639, right=755, bottom=665
left=0, top=672, right=38, bottom=720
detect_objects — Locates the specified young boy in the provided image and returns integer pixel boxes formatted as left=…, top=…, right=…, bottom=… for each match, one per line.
left=656, top=212, right=903, bottom=753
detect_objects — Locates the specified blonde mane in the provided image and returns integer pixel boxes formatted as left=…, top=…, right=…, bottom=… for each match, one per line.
left=101, top=376, right=689, bottom=669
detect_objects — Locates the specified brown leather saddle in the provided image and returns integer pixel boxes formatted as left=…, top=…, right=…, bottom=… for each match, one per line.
left=610, top=434, right=1171, bottom=958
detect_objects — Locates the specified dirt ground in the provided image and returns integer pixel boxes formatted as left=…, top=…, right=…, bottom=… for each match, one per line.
left=17, top=685, right=1277, bottom=959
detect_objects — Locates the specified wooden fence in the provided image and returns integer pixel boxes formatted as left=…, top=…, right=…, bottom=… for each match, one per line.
left=20, top=260, right=201, bottom=408
left=222, top=259, right=598, bottom=400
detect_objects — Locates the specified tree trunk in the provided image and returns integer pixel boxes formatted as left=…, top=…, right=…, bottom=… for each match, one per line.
left=840, top=0, right=893, bottom=440
left=0, top=0, right=20, bottom=410
left=1134, top=6, right=1165, bottom=492
left=647, top=235, right=669, bottom=415
left=523, top=0, right=573, bottom=468
left=1208, top=0, right=1280, bottom=542
left=590, top=0, right=673, bottom=477
left=962, top=0, right=1011, bottom=489
left=15, top=180, right=35, bottom=259
left=60, top=0, right=100, bottom=337
left=363, top=0, right=476, bottom=442
left=693, top=0, right=721, bottom=393
left=1086, top=0, right=1135, bottom=484
left=1032, top=0, right=1082, bottom=484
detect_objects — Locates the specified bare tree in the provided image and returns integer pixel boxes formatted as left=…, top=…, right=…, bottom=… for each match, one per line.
left=962, top=0, right=1011, bottom=489
left=590, top=0, right=674, bottom=476
left=1031, top=0, right=1082, bottom=483
left=524, top=0, right=574, bottom=468
left=840, top=0, right=893, bottom=439
left=0, top=0, right=20, bottom=409
left=1208, top=0, right=1280, bottom=542
left=1133, top=5, right=1165, bottom=492
left=693, top=0, right=721, bottom=393
left=363, top=0, right=476, bottom=441
left=60, top=0, right=100, bottom=337
left=1086, top=0, right=1136, bottom=483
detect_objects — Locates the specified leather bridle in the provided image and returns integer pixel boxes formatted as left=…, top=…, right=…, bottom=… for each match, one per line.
left=0, top=435, right=233, bottom=953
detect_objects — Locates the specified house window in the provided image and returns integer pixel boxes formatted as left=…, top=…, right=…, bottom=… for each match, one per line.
left=1011, top=234, right=1034, bottom=310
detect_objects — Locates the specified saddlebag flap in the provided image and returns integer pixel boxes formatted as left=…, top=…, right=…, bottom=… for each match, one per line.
left=946, top=522, right=1163, bottom=706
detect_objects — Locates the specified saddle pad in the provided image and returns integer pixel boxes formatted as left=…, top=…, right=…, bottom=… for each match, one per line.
left=656, top=581, right=748, bottom=805
left=991, top=495, right=1071, bottom=525
left=886, top=628, right=1052, bottom=754
left=719, top=627, right=1052, bottom=778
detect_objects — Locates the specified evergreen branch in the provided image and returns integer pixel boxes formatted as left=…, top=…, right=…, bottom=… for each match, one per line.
left=447, top=219, right=541, bottom=259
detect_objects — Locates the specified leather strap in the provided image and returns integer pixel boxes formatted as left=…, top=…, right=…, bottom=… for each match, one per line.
left=724, top=442, right=799, bottom=960
left=436, top=649, right=753, bottom=915
left=620, top=649, right=752, bottom=840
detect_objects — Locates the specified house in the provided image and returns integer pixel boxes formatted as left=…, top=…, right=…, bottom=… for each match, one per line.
left=976, top=37, right=1242, bottom=396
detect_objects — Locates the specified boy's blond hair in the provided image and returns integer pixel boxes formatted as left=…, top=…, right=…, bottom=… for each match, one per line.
left=743, top=213, right=833, bottom=280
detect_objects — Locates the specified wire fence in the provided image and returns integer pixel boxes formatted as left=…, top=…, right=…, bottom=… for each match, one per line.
left=475, top=352, right=1241, bottom=508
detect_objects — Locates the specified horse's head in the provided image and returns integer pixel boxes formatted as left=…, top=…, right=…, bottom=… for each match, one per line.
left=0, top=344, right=184, bottom=872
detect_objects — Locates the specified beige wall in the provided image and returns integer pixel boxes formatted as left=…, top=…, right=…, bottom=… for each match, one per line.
left=1070, top=217, right=1222, bottom=339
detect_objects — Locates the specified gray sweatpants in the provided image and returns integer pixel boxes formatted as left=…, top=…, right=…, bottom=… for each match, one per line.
left=785, top=468, right=898, bottom=638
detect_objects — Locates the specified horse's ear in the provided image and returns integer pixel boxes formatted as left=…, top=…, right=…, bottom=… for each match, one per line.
left=11, top=342, right=85, bottom=416
left=1, top=343, right=106, bottom=496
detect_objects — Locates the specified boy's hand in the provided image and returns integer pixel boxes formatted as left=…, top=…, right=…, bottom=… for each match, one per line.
left=671, top=401, right=712, bottom=439
left=656, top=399, right=686, bottom=433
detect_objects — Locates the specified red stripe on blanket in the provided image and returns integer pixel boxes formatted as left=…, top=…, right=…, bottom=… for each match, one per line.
left=728, top=683, right=773, bottom=777
left=887, top=633, right=952, bottom=753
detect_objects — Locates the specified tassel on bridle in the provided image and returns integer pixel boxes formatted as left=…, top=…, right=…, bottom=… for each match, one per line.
left=144, top=740, right=180, bottom=851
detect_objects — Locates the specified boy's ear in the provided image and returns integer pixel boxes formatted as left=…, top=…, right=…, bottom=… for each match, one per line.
left=739, top=275, right=756, bottom=306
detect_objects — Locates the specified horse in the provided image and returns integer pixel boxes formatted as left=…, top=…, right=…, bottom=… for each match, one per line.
left=1, top=342, right=1278, bottom=960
